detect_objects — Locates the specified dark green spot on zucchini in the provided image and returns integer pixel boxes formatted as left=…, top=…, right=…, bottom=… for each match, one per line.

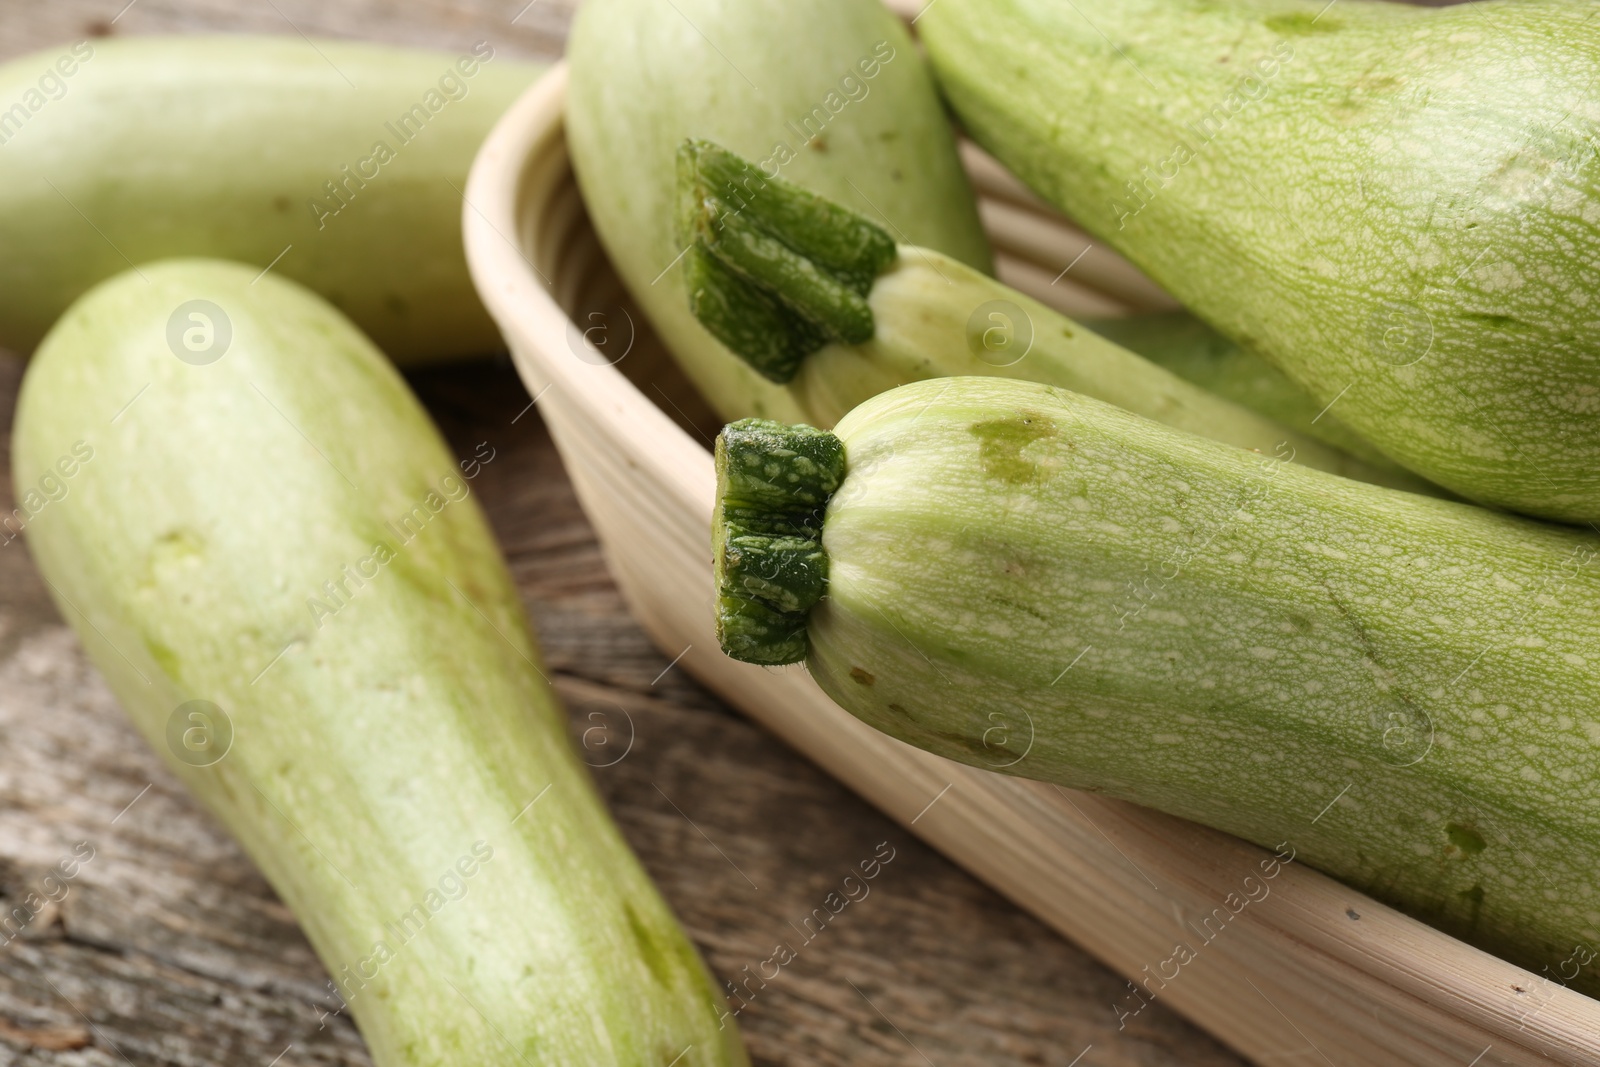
left=969, top=413, right=1059, bottom=483
left=1446, top=822, right=1488, bottom=857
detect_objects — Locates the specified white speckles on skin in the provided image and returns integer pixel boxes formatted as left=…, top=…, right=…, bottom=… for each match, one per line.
left=1480, top=260, right=1525, bottom=292
left=927, top=0, right=1600, bottom=520
left=1560, top=386, right=1600, bottom=416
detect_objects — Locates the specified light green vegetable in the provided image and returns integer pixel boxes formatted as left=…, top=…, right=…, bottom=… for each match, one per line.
left=713, top=375, right=1600, bottom=991
left=921, top=0, right=1600, bottom=523
left=1084, top=312, right=1394, bottom=468
left=566, top=0, right=991, bottom=425
left=684, top=141, right=1432, bottom=493
left=0, top=37, right=543, bottom=362
left=15, top=260, right=746, bottom=1066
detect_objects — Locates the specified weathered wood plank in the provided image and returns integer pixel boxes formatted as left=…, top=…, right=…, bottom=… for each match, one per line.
left=0, top=4, right=1248, bottom=1065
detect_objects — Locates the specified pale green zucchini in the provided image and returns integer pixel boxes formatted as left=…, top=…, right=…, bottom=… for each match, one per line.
left=14, top=260, right=745, bottom=1066
left=920, top=0, right=1600, bottom=523
left=681, top=141, right=1432, bottom=493
left=0, top=37, right=543, bottom=362
left=713, top=375, right=1600, bottom=991
left=565, top=0, right=991, bottom=425
left=1084, top=312, right=1392, bottom=468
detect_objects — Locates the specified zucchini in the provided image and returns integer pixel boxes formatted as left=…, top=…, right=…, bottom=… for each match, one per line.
left=1084, top=312, right=1392, bottom=468
left=713, top=375, right=1600, bottom=991
left=566, top=0, right=991, bottom=425
left=920, top=0, right=1600, bottom=523
left=15, top=260, right=746, bottom=1066
left=0, top=37, right=543, bottom=363
left=682, top=141, right=1432, bottom=493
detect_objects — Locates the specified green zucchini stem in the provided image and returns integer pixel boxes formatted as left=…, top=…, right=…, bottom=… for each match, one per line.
left=713, top=418, right=843, bottom=664
left=677, top=139, right=896, bottom=383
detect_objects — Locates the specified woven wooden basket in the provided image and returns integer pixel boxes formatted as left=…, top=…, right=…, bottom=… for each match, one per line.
left=462, top=64, right=1600, bottom=1065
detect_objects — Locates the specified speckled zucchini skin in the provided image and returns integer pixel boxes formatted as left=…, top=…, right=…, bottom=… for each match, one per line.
left=13, top=261, right=746, bottom=1066
left=922, top=0, right=1600, bottom=523
left=1085, top=312, right=1394, bottom=469
left=808, top=376, right=1600, bottom=990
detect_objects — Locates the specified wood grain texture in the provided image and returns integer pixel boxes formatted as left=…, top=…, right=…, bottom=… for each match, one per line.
left=0, top=3, right=1243, bottom=1065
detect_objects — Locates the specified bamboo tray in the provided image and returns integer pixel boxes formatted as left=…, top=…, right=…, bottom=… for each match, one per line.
left=462, top=64, right=1600, bottom=1064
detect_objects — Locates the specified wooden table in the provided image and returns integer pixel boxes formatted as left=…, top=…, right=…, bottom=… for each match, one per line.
left=0, top=4, right=1250, bottom=1064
